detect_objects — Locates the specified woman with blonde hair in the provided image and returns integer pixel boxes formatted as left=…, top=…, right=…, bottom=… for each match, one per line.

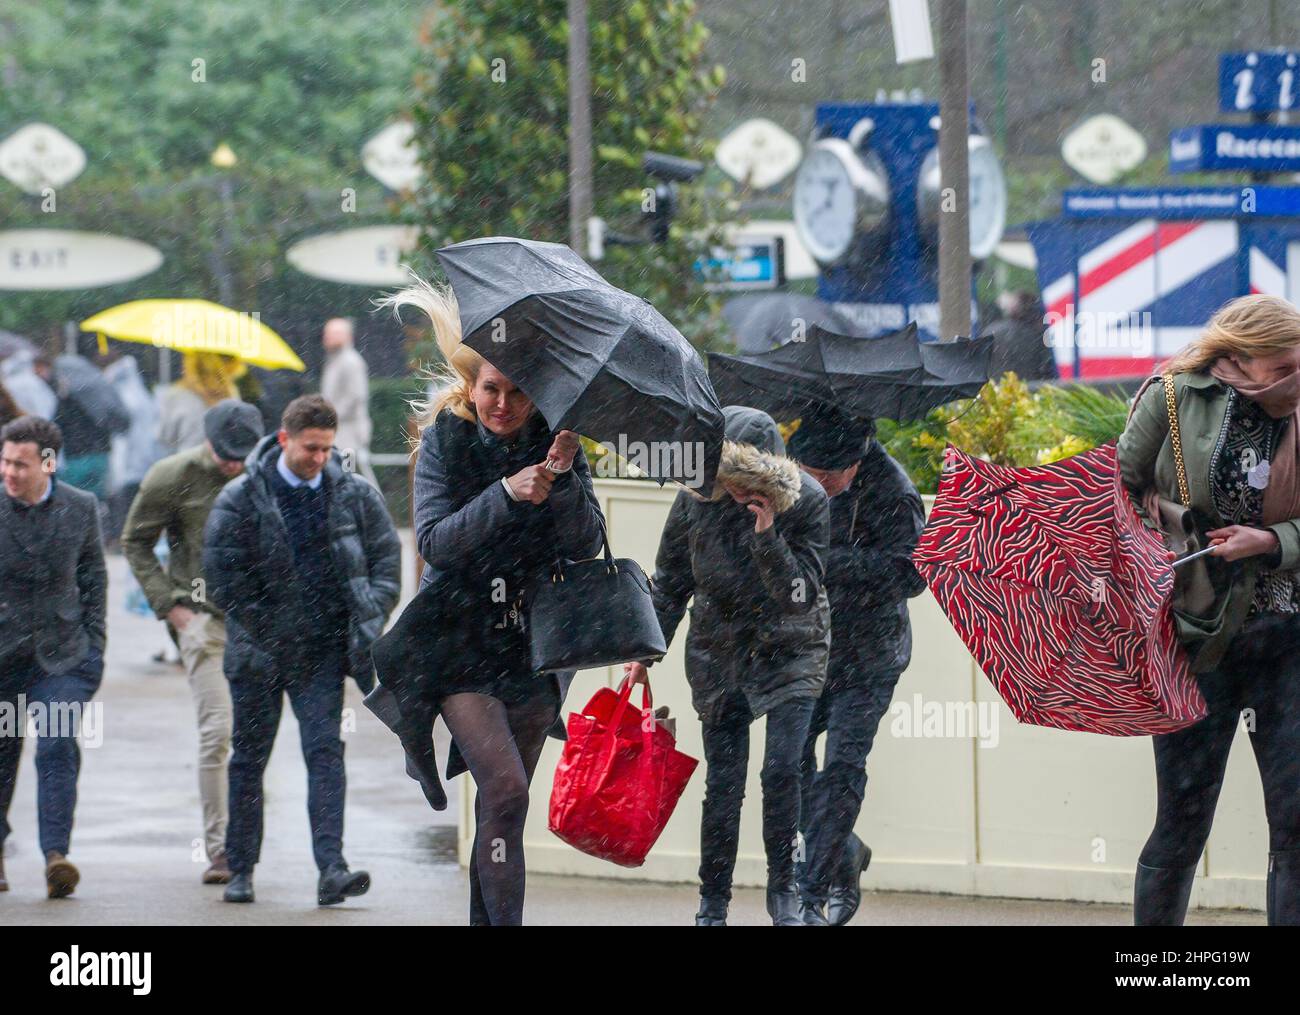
left=1118, top=293, right=1300, bottom=925
left=157, top=352, right=246, bottom=455
left=379, top=277, right=604, bottom=926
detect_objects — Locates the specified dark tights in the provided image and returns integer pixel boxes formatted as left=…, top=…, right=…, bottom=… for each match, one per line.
left=1141, top=612, right=1300, bottom=869
left=439, top=691, right=557, bottom=926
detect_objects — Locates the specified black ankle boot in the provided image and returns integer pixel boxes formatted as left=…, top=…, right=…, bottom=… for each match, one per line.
left=766, top=882, right=804, bottom=927
left=1133, top=861, right=1197, bottom=926
left=827, top=836, right=872, bottom=927
left=223, top=872, right=255, bottom=904
left=318, top=864, right=371, bottom=906
left=1267, top=850, right=1300, bottom=926
left=695, top=896, right=728, bottom=926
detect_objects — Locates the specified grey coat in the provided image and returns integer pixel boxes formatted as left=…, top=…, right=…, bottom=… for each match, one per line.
left=0, top=479, right=106, bottom=677
left=651, top=406, right=831, bottom=724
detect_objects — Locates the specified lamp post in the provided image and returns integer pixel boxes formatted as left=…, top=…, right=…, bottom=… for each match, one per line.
left=209, top=142, right=238, bottom=307
left=567, top=0, right=593, bottom=256
left=937, top=0, right=972, bottom=341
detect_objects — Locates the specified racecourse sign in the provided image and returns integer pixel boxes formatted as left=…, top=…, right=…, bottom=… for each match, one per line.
left=1170, top=124, right=1300, bottom=174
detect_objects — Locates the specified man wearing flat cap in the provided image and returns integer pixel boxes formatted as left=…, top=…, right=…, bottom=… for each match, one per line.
left=786, top=405, right=927, bottom=926
left=123, top=398, right=264, bottom=886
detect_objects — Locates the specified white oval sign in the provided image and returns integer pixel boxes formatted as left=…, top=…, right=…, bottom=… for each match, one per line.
left=286, top=225, right=422, bottom=286
left=0, top=230, right=163, bottom=290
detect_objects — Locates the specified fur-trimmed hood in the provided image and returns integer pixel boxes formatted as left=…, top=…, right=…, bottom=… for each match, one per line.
left=705, top=405, right=803, bottom=513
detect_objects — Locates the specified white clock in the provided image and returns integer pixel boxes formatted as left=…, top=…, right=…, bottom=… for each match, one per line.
left=792, top=138, right=890, bottom=267
left=916, top=134, right=1008, bottom=260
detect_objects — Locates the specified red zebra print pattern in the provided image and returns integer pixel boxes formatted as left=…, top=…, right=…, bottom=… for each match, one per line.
left=912, top=441, right=1206, bottom=736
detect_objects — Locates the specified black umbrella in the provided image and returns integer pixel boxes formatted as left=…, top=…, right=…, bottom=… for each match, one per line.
left=707, top=323, right=993, bottom=423
left=435, top=236, right=725, bottom=491
left=722, top=292, right=850, bottom=353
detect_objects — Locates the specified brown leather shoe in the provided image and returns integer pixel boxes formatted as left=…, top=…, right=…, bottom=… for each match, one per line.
left=45, top=853, right=80, bottom=899
left=202, top=851, right=232, bottom=885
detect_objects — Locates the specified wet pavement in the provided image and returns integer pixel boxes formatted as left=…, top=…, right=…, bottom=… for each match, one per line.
left=0, top=543, right=1259, bottom=926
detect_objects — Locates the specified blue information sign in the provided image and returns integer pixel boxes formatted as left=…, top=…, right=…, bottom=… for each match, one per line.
left=1061, top=186, right=1300, bottom=219
left=1219, top=51, right=1300, bottom=112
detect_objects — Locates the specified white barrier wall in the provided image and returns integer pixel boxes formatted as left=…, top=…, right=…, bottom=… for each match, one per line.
left=456, top=478, right=1268, bottom=911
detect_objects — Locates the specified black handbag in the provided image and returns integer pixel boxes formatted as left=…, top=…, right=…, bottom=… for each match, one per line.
left=523, top=484, right=667, bottom=673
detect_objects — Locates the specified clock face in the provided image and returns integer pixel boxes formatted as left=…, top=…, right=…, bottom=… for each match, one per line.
left=793, top=145, right=860, bottom=265
left=915, top=135, right=1008, bottom=259
left=967, top=136, right=1007, bottom=260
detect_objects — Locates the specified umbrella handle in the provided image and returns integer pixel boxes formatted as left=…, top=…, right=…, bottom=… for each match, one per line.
left=1170, top=544, right=1217, bottom=568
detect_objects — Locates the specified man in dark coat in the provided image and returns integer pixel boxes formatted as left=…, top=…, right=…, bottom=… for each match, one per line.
left=630, top=405, right=831, bottom=926
left=0, top=417, right=106, bottom=898
left=202, top=395, right=401, bottom=907
left=787, top=405, right=927, bottom=926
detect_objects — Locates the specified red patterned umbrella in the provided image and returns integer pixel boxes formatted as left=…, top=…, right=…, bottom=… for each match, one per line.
left=912, top=442, right=1206, bottom=736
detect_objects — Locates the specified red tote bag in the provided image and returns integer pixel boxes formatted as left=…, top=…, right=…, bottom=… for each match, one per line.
left=549, top=677, right=698, bottom=868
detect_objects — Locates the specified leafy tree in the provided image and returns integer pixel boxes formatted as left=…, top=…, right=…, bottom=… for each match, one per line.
left=406, top=0, right=732, bottom=355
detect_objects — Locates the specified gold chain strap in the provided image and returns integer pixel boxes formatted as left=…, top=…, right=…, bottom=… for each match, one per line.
left=1162, top=372, right=1191, bottom=508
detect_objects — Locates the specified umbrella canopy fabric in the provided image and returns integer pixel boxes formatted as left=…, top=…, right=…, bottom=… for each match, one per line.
left=912, top=441, right=1206, bottom=736
left=722, top=292, right=851, bottom=353
left=52, top=354, right=131, bottom=434
left=435, top=236, right=724, bottom=491
left=707, top=323, right=992, bottom=423
left=82, top=299, right=305, bottom=372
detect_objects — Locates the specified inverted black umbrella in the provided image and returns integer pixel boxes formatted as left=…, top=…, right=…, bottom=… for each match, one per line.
left=707, top=322, right=993, bottom=423
left=435, top=236, right=725, bottom=491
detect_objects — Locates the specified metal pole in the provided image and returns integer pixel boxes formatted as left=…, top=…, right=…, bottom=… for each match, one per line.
left=567, top=0, right=594, bottom=256
left=937, top=0, right=972, bottom=341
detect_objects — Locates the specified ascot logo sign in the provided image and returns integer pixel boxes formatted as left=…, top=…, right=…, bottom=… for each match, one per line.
left=0, top=123, right=86, bottom=194
left=1061, top=114, right=1148, bottom=185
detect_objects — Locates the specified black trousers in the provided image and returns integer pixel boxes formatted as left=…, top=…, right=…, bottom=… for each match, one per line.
left=225, top=646, right=348, bottom=874
left=1140, top=611, right=1300, bottom=869
left=699, top=688, right=815, bottom=901
left=798, top=664, right=902, bottom=903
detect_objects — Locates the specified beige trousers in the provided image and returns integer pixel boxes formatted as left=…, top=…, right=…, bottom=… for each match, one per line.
left=176, top=613, right=232, bottom=861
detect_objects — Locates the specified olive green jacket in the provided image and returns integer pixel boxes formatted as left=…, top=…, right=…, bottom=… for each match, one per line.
left=1116, top=369, right=1300, bottom=670
left=123, top=444, right=232, bottom=620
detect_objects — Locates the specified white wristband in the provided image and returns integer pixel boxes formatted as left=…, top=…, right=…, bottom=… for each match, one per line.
left=501, top=476, right=521, bottom=502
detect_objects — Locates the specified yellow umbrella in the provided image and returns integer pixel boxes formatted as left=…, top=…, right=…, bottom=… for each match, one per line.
left=82, top=299, right=306, bottom=371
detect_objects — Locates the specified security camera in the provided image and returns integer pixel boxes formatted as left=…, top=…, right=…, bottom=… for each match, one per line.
left=642, top=151, right=705, bottom=183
